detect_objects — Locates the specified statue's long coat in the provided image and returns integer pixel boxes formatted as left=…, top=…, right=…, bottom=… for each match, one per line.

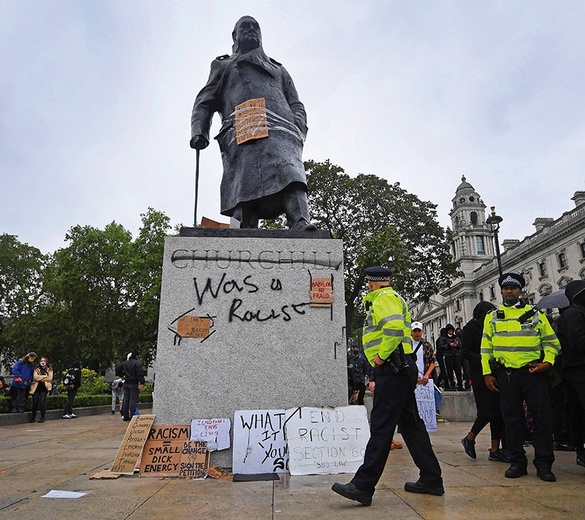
left=191, top=48, right=308, bottom=218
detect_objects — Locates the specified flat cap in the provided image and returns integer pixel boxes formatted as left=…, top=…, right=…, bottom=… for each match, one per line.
left=498, top=272, right=525, bottom=289
left=364, top=266, right=393, bottom=281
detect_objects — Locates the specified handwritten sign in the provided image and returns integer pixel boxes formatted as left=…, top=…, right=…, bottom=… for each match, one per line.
left=309, top=277, right=333, bottom=307
left=415, top=380, right=438, bottom=432
left=178, top=441, right=209, bottom=478
left=285, top=406, right=370, bottom=476
left=177, top=315, right=212, bottom=338
left=111, top=415, right=155, bottom=474
left=235, top=97, right=269, bottom=144
left=139, top=424, right=191, bottom=477
left=190, top=418, right=231, bottom=451
left=232, top=410, right=288, bottom=474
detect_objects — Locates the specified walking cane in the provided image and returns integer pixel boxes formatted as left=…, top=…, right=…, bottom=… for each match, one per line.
left=193, top=148, right=200, bottom=227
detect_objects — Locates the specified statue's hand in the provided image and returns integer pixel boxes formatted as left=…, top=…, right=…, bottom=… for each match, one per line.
left=190, top=135, right=209, bottom=150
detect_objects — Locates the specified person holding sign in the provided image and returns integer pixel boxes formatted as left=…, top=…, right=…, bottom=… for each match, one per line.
left=332, top=267, right=444, bottom=506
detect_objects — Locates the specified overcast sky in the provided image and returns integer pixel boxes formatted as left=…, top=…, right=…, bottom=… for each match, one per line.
left=2, top=1, right=585, bottom=255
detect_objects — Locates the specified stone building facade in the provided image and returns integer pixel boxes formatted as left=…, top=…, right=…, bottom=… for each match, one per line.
left=411, top=176, right=585, bottom=346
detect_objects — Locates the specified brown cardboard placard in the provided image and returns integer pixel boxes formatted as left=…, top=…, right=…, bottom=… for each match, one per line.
left=178, top=441, right=209, bottom=479
left=139, top=424, right=191, bottom=478
left=309, top=277, right=333, bottom=306
left=235, top=97, right=269, bottom=144
left=111, top=415, right=155, bottom=475
left=177, top=315, right=212, bottom=338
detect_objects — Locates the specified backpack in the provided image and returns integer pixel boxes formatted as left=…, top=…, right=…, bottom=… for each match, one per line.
left=63, top=368, right=76, bottom=389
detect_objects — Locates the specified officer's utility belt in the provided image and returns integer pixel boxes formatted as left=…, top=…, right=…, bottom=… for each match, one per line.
left=489, top=357, right=542, bottom=372
left=380, top=345, right=410, bottom=374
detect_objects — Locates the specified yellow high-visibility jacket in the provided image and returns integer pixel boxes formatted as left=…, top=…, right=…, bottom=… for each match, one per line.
left=362, top=286, right=413, bottom=367
left=481, top=304, right=560, bottom=374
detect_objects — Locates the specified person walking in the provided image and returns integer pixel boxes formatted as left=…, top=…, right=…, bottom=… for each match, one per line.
left=116, top=351, right=145, bottom=421
left=111, top=377, right=124, bottom=415
left=63, top=360, right=82, bottom=419
left=30, top=356, right=53, bottom=423
left=482, top=273, right=560, bottom=482
left=10, top=352, right=37, bottom=412
left=332, top=266, right=443, bottom=507
left=460, top=302, right=508, bottom=462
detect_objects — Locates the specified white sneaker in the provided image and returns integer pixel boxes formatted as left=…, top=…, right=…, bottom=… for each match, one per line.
left=63, top=414, right=72, bottom=419
left=70, top=413, right=77, bottom=418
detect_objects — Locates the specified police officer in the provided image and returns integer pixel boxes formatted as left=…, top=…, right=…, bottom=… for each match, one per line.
left=482, top=273, right=560, bottom=481
left=332, top=267, right=444, bottom=506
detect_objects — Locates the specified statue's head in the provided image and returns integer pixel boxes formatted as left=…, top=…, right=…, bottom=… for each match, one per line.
left=232, top=16, right=262, bottom=53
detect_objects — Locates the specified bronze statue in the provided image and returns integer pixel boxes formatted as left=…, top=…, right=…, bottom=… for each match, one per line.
left=190, top=16, right=315, bottom=230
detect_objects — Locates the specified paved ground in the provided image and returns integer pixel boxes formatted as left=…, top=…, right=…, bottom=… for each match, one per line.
left=2, top=410, right=585, bottom=519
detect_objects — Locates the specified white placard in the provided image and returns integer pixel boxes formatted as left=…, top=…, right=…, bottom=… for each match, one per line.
left=42, top=490, right=87, bottom=499
left=232, top=410, right=288, bottom=474
left=190, top=418, right=231, bottom=451
left=415, top=380, right=438, bottom=432
left=285, top=406, right=370, bottom=476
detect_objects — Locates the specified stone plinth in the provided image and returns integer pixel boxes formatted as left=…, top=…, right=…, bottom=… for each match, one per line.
left=439, top=391, right=477, bottom=422
left=153, top=229, right=347, bottom=467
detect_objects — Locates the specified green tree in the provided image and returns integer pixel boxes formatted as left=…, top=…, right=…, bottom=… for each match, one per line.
left=0, top=234, right=47, bottom=363
left=304, top=160, right=460, bottom=340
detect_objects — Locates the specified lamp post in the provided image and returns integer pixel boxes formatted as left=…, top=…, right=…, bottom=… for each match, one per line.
left=486, top=206, right=503, bottom=277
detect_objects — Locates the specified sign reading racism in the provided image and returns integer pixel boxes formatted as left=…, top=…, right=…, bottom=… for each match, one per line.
left=284, top=406, right=370, bottom=476
left=139, top=424, right=191, bottom=477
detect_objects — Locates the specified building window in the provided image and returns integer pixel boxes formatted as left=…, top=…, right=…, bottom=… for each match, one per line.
left=489, top=285, right=496, bottom=299
left=580, top=242, right=585, bottom=259
left=538, top=260, right=548, bottom=278
left=475, top=236, right=485, bottom=254
left=479, top=291, right=484, bottom=301
left=558, top=252, right=568, bottom=270
left=455, top=299, right=461, bottom=311
left=470, top=211, right=478, bottom=225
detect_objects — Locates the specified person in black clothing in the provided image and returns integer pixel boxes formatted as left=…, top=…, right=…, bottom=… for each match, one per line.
left=436, top=324, right=463, bottom=390
left=434, top=328, right=447, bottom=389
left=348, top=345, right=369, bottom=405
left=556, top=280, right=585, bottom=468
left=460, top=302, right=508, bottom=462
left=116, top=351, right=145, bottom=421
left=63, top=360, right=82, bottom=419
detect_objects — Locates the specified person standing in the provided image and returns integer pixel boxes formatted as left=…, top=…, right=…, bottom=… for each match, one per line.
left=482, top=273, right=560, bottom=481
left=116, top=351, right=145, bottom=421
left=437, top=324, right=463, bottom=390
left=10, top=352, right=36, bottom=412
left=29, top=356, right=53, bottom=423
left=111, top=377, right=125, bottom=415
left=556, top=279, right=585, bottom=468
left=348, top=345, right=369, bottom=405
left=63, top=360, right=82, bottom=419
left=460, top=302, right=508, bottom=462
left=332, top=267, right=444, bottom=506
left=411, top=321, right=440, bottom=417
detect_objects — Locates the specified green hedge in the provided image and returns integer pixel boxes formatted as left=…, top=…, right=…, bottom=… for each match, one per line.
left=0, top=392, right=153, bottom=414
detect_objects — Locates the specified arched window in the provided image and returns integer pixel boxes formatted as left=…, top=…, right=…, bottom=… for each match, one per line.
left=470, top=211, right=478, bottom=225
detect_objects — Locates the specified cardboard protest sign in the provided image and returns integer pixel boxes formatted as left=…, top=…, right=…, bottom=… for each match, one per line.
left=190, top=418, right=230, bottom=451
left=415, top=380, right=438, bottom=432
left=285, top=406, right=370, bottom=476
left=309, top=277, right=334, bottom=307
left=232, top=410, right=288, bottom=474
left=178, top=441, right=209, bottom=478
left=111, top=415, right=155, bottom=474
left=235, top=97, right=269, bottom=144
left=139, top=424, right=191, bottom=477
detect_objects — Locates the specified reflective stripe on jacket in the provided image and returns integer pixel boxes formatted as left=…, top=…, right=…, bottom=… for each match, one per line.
left=480, top=304, right=560, bottom=374
left=362, top=287, right=413, bottom=367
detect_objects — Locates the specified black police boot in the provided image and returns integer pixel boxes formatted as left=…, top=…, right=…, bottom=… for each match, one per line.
left=505, top=464, right=528, bottom=478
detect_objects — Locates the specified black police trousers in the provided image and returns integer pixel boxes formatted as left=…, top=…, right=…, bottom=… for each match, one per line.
left=351, top=358, right=443, bottom=495
left=495, top=366, right=554, bottom=470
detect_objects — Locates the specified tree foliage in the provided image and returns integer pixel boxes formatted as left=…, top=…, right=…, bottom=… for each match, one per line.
left=0, top=208, right=172, bottom=372
left=304, top=160, right=460, bottom=340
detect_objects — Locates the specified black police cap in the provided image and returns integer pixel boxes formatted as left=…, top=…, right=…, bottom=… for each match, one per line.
left=364, top=266, right=393, bottom=281
left=498, top=272, right=525, bottom=289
